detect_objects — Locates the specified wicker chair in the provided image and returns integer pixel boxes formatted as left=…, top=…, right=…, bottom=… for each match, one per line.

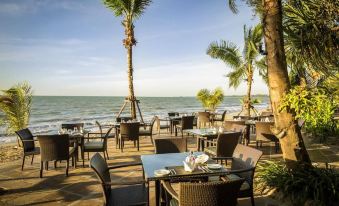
left=61, top=123, right=84, bottom=131
left=162, top=179, right=245, bottom=206
left=81, top=127, right=113, bottom=166
left=223, top=120, right=247, bottom=144
left=15, top=128, right=40, bottom=171
left=118, top=122, right=140, bottom=152
left=255, top=122, right=279, bottom=153
left=198, top=112, right=211, bottom=128
left=38, top=134, right=76, bottom=178
left=154, top=138, right=187, bottom=154
left=216, top=144, right=263, bottom=206
left=155, top=116, right=170, bottom=134
left=175, top=116, right=194, bottom=137
left=204, top=132, right=242, bottom=165
left=90, top=153, right=147, bottom=206
left=139, top=116, right=156, bottom=145
left=212, top=110, right=227, bottom=125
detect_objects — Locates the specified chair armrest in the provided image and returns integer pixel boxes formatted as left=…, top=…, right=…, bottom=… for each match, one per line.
left=161, top=181, right=179, bottom=201
left=228, top=167, right=255, bottom=174
left=104, top=180, right=146, bottom=186
left=108, top=162, right=142, bottom=170
left=21, top=139, right=39, bottom=142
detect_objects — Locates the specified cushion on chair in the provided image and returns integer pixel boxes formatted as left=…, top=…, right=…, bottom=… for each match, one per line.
left=204, top=146, right=216, bottom=156
left=84, top=141, right=104, bottom=150
left=224, top=174, right=250, bottom=191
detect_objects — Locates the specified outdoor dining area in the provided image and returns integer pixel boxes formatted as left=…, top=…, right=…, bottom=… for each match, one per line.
left=0, top=110, right=291, bottom=206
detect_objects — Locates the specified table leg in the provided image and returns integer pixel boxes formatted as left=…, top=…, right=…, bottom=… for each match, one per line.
left=201, top=138, right=205, bottom=151
left=155, top=180, right=160, bottom=206
left=245, top=125, right=250, bottom=145
left=196, top=136, right=200, bottom=151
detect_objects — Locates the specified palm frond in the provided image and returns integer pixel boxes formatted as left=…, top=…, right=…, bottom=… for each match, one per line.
left=196, top=88, right=224, bottom=111
left=226, top=65, right=246, bottom=88
left=104, top=0, right=152, bottom=20
left=255, top=57, right=268, bottom=84
left=228, top=0, right=238, bottom=14
left=207, top=40, right=243, bottom=69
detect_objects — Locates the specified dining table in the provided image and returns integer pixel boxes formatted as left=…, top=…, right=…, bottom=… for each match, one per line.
left=141, top=152, right=231, bottom=206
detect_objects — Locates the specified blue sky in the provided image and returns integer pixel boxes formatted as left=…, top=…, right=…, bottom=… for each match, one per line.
left=0, top=0, right=268, bottom=96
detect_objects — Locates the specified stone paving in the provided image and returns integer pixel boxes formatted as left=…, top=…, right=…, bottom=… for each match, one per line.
left=0, top=132, right=337, bottom=206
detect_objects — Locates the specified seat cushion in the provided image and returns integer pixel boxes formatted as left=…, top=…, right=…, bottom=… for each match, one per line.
left=109, top=184, right=147, bottom=206
left=204, top=146, right=216, bottom=156
left=224, top=174, right=250, bottom=191
left=84, top=141, right=104, bottom=150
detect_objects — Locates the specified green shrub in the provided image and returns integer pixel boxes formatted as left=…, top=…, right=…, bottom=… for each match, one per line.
left=196, top=87, right=224, bottom=112
left=280, top=86, right=337, bottom=141
left=257, top=160, right=339, bottom=206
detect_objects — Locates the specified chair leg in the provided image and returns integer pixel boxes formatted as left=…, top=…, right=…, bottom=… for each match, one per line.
left=82, top=150, right=85, bottom=167
left=103, top=151, right=107, bottom=161
left=87, top=152, right=90, bottom=160
left=66, top=159, right=69, bottom=177
left=21, top=155, right=25, bottom=171
left=250, top=193, right=255, bottom=206
left=31, top=155, right=34, bottom=165
left=120, top=139, right=123, bottom=152
left=45, top=162, right=49, bottom=170
left=105, top=150, right=109, bottom=160
left=54, top=161, right=57, bottom=168
left=175, top=127, right=178, bottom=136
left=40, top=161, right=43, bottom=178
left=137, top=139, right=140, bottom=151
left=150, top=134, right=154, bottom=145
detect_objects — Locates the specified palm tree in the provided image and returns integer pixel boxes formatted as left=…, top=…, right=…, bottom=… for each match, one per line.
left=103, top=0, right=152, bottom=119
left=0, top=83, right=33, bottom=146
left=227, top=0, right=311, bottom=168
left=196, top=87, right=224, bottom=112
left=207, top=24, right=265, bottom=116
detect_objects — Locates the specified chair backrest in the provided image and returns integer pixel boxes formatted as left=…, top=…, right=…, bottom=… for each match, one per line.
left=198, top=112, right=210, bottom=128
left=181, top=116, right=195, bottom=130
left=231, top=144, right=263, bottom=185
left=154, top=138, right=187, bottom=154
left=179, top=179, right=245, bottom=206
left=90, top=153, right=111, bottom=205
left=120, top=122, right=140, bottom=141
left=261, top=111, right=273, bottom=116
left=255, top=122, right=277, bottom=142
left=61, top=123, right=84, bottom=131
left=149, top=116, right=157, bottom=133
left=95, top=121, right=103, bottom=137
left=221, top=110, right=227, bottom=121
left=15, top=128, right=35, bottom=152
left=168, top=112, right=179, bottom=117
left=223, top=120, right=246, bottom=132
left=38, top=134, right=70, bottom=161
left=233, top=116, right=251, bottom=121
left=216, top=132, right=242, bottom=157
left=102, top=127, right=113, bottom=150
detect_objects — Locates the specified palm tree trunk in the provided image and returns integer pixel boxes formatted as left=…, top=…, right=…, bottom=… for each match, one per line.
left=127, top=44, right=137, bottom=119
left=263, top=0, right=311, bottom=169
left=246, top=68, right=253, bottom=116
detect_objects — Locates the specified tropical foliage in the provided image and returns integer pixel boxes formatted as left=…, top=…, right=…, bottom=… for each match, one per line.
left=207, top=24, right=266, bottom=116
left=103, top=0, right=152, bottom=119
left=280, top=86, right=337, bottom=141
left=257, top=160, right=339, bottom=206
left=0, top=83, right=33, bottom=135
left=196, top=87, right=224, bottom=112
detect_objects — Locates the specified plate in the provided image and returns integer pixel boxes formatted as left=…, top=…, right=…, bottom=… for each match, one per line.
left=196, top=154, right=209, bottom=164
left=154, top=169, right=170, bottom=177
left=207, top=164, right=222, bottom=170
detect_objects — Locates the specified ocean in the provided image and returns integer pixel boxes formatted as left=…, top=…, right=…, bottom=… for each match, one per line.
left=0, top=95, right=269, bottom=143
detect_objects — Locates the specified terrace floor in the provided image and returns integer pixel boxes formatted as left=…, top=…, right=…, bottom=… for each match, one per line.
left=0, top=132, right=338, bottom=206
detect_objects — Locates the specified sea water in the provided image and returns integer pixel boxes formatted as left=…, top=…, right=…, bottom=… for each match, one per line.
left=0, top=95, right=269, bottom=143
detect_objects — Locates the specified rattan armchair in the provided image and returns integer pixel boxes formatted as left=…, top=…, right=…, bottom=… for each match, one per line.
left=81, top=127, right=113, bottom=166
left=139, top=116, right=156, bottom=145
left=38, top=134, right=76, bottom=178
left=212, top=110, right=227, bottom=125
left=255, top=122, right=279, bottom=153
left=155, top=116, right=171, bottom=134
left=175, top=116, right=194, bottom=137
left=15, top=128, right=40, bottom=171
left=162, top=179, right=245, bottom=206
left=154, top=138, right=187, bottom=154
left=118, top=122, right=140, bottom=152
left=90, top=153, right=147, bottom=206
left=198, top=112, right=211, bottom=128
left=204, top=132, right=242, bottom=165
left=215, top=144, right=263, bottom=206
left=223, top=120, right=247, bottom=144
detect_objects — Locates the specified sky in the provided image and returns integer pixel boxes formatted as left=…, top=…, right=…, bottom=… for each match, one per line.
left=0, top=0, right=268, bottom=97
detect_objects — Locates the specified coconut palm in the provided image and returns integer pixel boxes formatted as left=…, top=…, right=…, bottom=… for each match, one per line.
left=207, top=24, right=265, bottom=116
left=227, top=0, right=311, bottom=167
left=0, top=83, right=32, bottom=146
left=196, top=87, right=224, bottom=112
left=103, top=0, right=152, bottom=119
